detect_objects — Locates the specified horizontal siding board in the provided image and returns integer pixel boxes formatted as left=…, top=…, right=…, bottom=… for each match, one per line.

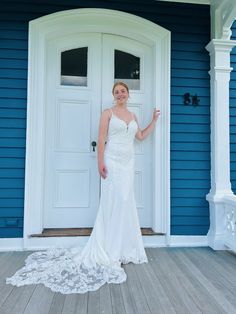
left=171, top=87, right=209, bottom=97
left=0, top=148, right=25, bottom=157
left=171, top=216, right=209, bottom=225
left=172, top=51, right=209, bottom=61
left=0, top=208, right=23, bottom=217
left=0, top=59, right=28, bottom=69
left=171, top=77, right=209, bottom=88
left=171, top=189, right=209, bottom=197
left=0, top=49, right=27, bottom=59
left=171, top=142, right=209, bottom=152
left=171, top=133, right=209, bottom=143
left=0, top=158, right=25, bottom=168
left=0, top=178, right=24, bottom=188
left=0, top=20, right=28, bottom=30
left=171, top=225, right=209, bottom=235
left=0, top=108, right=26, bottom=118
left=172, top=114, right=209, bottom=124
left=0, top=168, right=25, bottom=177
left=171, top=59, right=209, bottom=70
left=171, top=151, right=209, bottom=161
left=0, top=69, right=27, bottom=79
left=171, top=160, right=210, bottom=170
left=172, top=198, right=208, bottom=207
left=0, top=119, right=26, bottom=129
left=0, top=217, right=23, bottom=227
left=0, top=99, right=26, bottom=109
left=0, top=30, right=28, bottom=40
left=171, top=123, right=210, bottom=133
left=0, top=128, right=26, bottom=137
left=171, top=170, right=210, bottom=180
left=171, top=97, right=210, bottom=107
left=0, top=39, right=28, bottom=49
left=0, top=198, right=24, bottom=207
left=172, top=69, right=209, bottom=79
left=0, top=78, right=27, bottom=89
left=0, top=227, right=23, bottom=237
left=0, top=0, right=210, bottom=237
left=0, top=139, right=26, bottom=148
left=171, top=206, right=209, bottom=216
left=0, top=189, right=24, bottom=197
left=0, top=88, right=27, bottom=98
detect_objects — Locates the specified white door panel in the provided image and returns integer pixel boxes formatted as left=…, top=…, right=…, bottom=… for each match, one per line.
left=44, top=34, right=101, bottom=227
left=102, top=35, right=153, bottom=226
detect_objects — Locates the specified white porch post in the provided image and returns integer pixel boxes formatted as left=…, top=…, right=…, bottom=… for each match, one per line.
left=206, top=39, right=236, bottom=249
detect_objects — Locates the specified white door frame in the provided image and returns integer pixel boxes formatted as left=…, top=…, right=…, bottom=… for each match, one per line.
left=24, top=8, right=171, bottom=249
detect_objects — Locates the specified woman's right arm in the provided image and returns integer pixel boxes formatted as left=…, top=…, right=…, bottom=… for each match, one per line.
left=97, top=109, right=110, bottom=179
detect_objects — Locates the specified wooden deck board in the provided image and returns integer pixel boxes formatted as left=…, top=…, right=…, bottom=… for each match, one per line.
left=99, top=283, right=112, bottom=314
left=0, top=247, right=236, bottom=314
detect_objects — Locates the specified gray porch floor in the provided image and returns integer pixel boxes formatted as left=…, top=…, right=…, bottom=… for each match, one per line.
left=0, top=247, right=236, bottom=314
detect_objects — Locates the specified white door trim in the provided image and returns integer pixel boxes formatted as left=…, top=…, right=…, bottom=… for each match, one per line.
left=24, top=8, right=171, bottom=249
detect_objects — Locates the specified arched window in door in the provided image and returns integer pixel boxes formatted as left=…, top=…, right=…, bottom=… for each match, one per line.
left=114, top=50, right=140, bottom=90
left=61, top=47, right=88, bottom=86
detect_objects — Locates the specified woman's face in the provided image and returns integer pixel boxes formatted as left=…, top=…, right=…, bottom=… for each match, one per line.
left=113, top=84, right=129, bottom=105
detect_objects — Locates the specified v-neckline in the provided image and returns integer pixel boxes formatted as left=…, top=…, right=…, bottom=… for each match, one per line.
left=111, top=111, right=134, bottom=127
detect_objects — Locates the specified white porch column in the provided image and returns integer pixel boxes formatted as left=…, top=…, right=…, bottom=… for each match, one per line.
left=206, top=39, right=236, bottom=249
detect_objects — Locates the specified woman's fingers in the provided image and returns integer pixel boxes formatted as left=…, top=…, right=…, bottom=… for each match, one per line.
left=100, top=166, right=107, bottom=179
left=153, top=109, right=161, bottom=121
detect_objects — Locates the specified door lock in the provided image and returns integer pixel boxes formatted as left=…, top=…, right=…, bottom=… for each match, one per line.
left=91, top=141, right=97, bottom=152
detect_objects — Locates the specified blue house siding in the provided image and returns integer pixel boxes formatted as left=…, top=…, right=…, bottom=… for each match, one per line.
left=0, top=0, right=210, bottom=238
left=230, top=21, right=236, bottom=194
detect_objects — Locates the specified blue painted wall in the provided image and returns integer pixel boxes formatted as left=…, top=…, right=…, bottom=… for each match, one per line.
left=230, top=21, right=236, bottom=194
left=0, top=0, right=210, bottom=237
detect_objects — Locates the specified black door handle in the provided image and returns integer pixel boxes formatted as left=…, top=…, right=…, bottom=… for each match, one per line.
left=91, top=141, right=97, bottom=152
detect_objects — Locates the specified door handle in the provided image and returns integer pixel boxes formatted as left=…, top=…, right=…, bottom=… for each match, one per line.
left=91, top=141, right=97, bottom=152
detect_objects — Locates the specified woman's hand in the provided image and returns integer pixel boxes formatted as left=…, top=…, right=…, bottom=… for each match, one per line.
left=99, top=162, right=107, bottom=179
left=152, top=109, right=161, bottom=123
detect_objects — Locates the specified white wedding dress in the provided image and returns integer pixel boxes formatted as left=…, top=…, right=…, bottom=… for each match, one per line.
left=6, top=109, right=148, bottom=294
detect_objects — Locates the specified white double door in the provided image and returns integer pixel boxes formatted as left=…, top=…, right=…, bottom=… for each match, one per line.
left=43, top=33, right=154, bottom=228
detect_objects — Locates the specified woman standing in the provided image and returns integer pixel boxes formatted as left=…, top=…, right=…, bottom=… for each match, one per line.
left=6, top=82, right=160, bottom=294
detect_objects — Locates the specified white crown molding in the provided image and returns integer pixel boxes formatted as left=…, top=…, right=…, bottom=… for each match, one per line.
left=156, top=0, right=210, bottom=5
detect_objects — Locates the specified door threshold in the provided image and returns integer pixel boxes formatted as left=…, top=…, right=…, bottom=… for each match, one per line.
left=31, top=228, right=165, bottom=237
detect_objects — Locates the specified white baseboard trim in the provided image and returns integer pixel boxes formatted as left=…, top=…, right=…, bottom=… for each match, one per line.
left=168, top=236, right=208, bottom=247
left=0, top=235, right=208, bottom=251
left=0, top=238, right=24, bottom=251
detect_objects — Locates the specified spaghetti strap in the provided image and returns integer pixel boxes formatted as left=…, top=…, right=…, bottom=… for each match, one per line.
left=110, top=108, right=114, bottom=118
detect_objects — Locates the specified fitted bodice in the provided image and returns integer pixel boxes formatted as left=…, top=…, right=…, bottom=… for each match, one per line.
left=106, top=112, right=138, bottom=145
left=104, top=112, right=138, bottom=164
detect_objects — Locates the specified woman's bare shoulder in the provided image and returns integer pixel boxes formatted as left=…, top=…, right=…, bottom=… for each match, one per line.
left=101, top=108, right=112, bottom=118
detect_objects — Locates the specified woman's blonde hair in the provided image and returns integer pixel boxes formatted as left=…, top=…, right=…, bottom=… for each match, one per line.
left=112, top=81, right=129, bottom=95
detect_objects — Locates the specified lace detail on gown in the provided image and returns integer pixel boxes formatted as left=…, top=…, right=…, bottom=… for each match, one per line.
left=6, top=109, right=148, bottom=294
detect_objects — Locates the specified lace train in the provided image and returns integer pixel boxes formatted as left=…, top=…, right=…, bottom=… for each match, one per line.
left=6, top=248, right=147, bottom=294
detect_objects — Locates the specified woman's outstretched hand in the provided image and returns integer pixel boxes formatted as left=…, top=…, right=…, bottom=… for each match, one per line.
left=152, top=109, right=161, bottom=123
left=99, top=163, right=107, bottom=179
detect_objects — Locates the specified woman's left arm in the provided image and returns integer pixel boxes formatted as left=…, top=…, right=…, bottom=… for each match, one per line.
left=135, top=109, right=160, bottom=141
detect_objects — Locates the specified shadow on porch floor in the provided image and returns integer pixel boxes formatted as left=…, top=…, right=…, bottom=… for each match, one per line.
left=0, top=247, right=236, bottom=313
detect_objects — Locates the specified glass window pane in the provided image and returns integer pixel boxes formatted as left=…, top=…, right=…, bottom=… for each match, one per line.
left=114, top=50, right=140, bottom=90
left=61, top=47, right=88, bottom=86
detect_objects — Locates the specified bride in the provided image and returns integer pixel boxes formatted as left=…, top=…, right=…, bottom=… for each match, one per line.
left=6, top=81, right=160, bottom=294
